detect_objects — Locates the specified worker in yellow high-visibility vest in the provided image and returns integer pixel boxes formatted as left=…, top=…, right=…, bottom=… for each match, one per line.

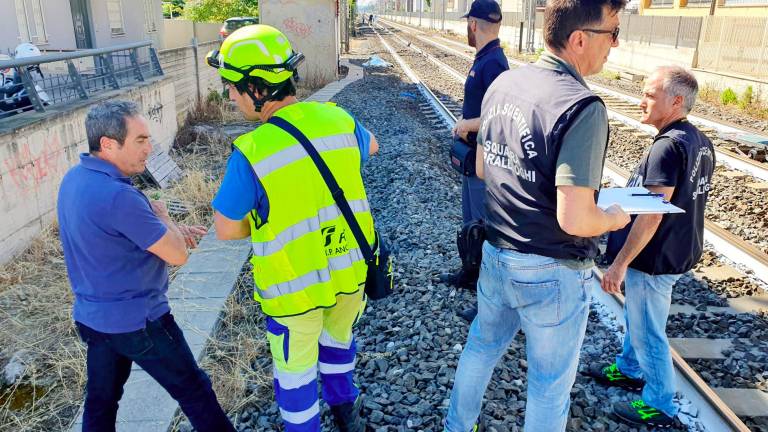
left=205, top=25, right=379, bottom=432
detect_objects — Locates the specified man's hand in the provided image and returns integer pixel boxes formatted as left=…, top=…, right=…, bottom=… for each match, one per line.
left=605, top=204, right=631, bottom=231
left=601, top=262, right=627, bottom=294
left=453, top=119, right=471, bottom=141
left=178, top=225, right=208, bottom=249
left=150, top=200, right=170, bottom=219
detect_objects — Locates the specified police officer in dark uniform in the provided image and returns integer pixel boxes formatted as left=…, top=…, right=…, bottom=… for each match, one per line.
left=440, top=0, right=509, bottom=314
left=587, top=66, right=715, bottom=429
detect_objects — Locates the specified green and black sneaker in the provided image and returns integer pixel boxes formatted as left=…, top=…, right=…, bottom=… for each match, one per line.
left=584, top=363, right=645, bottom=392
left=613, top=399, right=675, bottom=428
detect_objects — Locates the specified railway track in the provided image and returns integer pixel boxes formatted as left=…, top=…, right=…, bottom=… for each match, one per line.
left=372, top=20, right=766, bottom=431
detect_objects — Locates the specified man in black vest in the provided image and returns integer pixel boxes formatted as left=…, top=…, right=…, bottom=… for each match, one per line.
left=439, top=0, right=509, bottom=306
left=587, top=66, right=715, bottom=428
left=443, top=0, right=629, bottom=430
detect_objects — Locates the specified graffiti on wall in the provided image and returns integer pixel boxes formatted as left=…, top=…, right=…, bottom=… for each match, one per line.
left=283, top=17, right=313, bottom=39
left=2, top=134, right=65, bottom=198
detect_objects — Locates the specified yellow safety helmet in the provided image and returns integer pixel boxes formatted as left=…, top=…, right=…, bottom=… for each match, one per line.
left=205, top=24, right=304, bottom=85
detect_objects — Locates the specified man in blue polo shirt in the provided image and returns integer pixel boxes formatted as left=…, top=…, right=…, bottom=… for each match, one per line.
left=441, top=0, right=509, bottom=321
left=58, top=100, right=234, bottom=432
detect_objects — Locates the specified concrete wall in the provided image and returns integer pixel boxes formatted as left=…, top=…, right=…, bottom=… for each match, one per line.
left=260, top=0, right=339, bottom=86
left=607, top=40, right=696, bottom=73
left=693, top=69, right=768, bottom=105
left=163, top=20, right=221, bottom=49
left=158, top=40, right=222, bottom=116
left=0, top=79, right=177, bottom=265
left=0, top=34, right=224, bottom=264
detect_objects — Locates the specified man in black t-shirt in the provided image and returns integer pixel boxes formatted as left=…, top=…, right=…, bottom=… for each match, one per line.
left=586, top=66, right=715, bottom=429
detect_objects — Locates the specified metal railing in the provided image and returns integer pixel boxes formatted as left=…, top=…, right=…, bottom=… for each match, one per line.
left=0, top=41, right=163, bottom=120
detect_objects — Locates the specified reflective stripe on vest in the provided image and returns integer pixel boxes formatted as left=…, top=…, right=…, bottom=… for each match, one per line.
left=251, top=199, right=370, bottom=257
left=256, top=248, right=366, bottom=299
left=234, top=102, right=375, bottom=317
left=252, top=133, right=358, bottom=179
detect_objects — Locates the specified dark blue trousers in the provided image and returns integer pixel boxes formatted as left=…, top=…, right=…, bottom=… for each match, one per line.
left=76, top=313, right=234, bottom=432
left=461, top=174, right=486, bottom=224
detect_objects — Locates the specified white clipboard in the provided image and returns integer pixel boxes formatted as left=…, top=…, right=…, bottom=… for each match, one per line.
left=597, top=186, right=685, bottom=215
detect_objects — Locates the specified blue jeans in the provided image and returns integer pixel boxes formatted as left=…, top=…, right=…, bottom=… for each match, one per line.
left=445, top=242, right=594, bottom=432
left=461, top=175, right=485, bottom=224
left=615, top=268, right=682, bottom=417
left=76, top=313, right=234, bottom=432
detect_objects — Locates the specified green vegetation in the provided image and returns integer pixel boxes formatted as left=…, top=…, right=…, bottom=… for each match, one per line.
left=601, top=69, right=621, bottom=80
left=720, top=87, right=738, bottom=106
left=738, top=85, right=753, bottom=110
left=162, top=0, right=185, bottom=18
left=184, top=0, right=259, bottom=22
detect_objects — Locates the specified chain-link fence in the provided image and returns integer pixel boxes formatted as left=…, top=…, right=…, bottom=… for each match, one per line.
left=697, top=16, right=768, bottom=80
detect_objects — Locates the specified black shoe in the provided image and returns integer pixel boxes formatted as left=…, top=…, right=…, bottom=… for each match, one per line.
left=584, top=363, right=645, bottom=392
left=457, top=306, right=478, bottom=323
left=438, top=269, right=477, bottom=290
left=330, top=396, right=366, bottom=432
left=613, top=399, right=675, bottom=429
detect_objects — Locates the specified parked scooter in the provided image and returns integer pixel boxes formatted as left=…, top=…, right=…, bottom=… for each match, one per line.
left=0, top=43, right=52, bottom=119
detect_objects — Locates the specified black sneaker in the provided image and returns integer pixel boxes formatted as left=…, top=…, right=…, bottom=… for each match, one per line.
left=613, top=399, right=675, bottom=429
left=584, top=363, right=645, bottom=392
left=438, top=269, right=478, bottom=290
left=331, top=396, right=366, bottom=432
left=457, top=306, right=478, bottom=323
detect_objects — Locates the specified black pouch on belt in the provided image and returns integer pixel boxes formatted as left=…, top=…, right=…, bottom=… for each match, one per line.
left=449, top=132, right=478, bottom=176
left=364, top=231, right=394, bottom=300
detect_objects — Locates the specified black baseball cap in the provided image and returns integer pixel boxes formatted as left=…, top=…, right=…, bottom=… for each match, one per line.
left=462, top=0, right=502, bottom=23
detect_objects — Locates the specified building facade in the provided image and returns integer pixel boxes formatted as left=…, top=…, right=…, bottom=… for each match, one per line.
left=640, top=0, right=768, bottom=16
left=0, top=0, right=164, bottom=54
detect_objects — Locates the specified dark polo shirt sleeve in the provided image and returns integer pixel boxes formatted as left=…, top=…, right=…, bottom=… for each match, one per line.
left=111, top=188, right=167, bottom=250
left=640, top=137, right=684, bottom=187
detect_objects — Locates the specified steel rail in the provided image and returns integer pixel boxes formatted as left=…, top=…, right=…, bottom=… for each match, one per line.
left=376, top=19, right=753, bottom=432
left=0, top=41, right=154, bottom=69
left=380, top=18, right=768, bottom=182
left=371, top=25, right=456, bottom=130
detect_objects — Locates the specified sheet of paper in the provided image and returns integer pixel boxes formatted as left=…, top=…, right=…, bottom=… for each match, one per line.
left=598, top=186, right=685, bottom=214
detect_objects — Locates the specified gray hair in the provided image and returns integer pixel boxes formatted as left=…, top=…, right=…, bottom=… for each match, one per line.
left=85, top=100, right=140, bottom=152
left=657, top=66, right=698, bottom=114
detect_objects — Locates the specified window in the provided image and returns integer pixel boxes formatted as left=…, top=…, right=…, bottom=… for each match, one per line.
left=144, top=0, right=157, bottom=33
left=15, top=0, right=48, bottom=44
left=107, top=0, right=125, bottom=35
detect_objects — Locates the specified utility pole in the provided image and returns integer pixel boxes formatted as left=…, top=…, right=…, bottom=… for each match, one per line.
left=708, top=0, right=717, bottom=15
left=525, top=0, right=536, bottom=52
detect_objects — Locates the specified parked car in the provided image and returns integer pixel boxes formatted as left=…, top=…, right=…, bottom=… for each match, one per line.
left=220, top=17, right=259, bottom=39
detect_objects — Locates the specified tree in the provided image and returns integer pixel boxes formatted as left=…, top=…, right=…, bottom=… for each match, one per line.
left=163, top=2, right=183, bottom=18
left=184, top=0, right=259, bottom=22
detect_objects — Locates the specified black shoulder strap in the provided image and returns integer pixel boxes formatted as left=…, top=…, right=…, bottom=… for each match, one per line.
left=267, top=116, right=375, bottom=263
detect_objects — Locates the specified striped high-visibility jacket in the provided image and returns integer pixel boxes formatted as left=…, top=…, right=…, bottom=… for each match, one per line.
left=234, top=101, right=375, bottom=317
